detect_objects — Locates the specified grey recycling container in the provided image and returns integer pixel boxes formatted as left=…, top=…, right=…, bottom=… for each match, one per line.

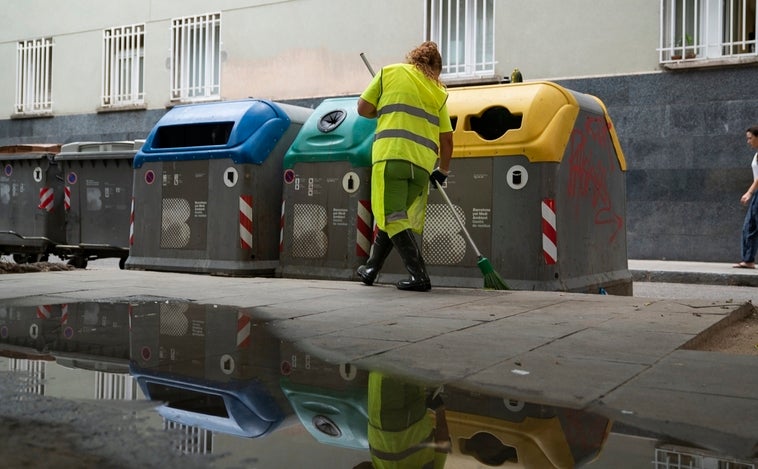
left=381, top=82, right=632, bottom=295
left=0, top=144, right=64, bottom=263
left=126, top=99, right=312, bottom=276
left=54, top=141, right=143, bottom=269
left=278, top=97, right=376, bottom=280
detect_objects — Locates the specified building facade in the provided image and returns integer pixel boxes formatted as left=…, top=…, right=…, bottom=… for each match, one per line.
left=2, top=0, right=758, bottom=262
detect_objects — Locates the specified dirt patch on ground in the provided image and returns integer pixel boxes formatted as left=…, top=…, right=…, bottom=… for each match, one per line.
left=683, top=306, right=758, bottom=356
left=0, top=260, right=75, bottom=273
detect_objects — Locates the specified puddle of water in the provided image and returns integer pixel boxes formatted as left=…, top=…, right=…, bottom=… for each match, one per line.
left=0, top=300, right=754, bottom=468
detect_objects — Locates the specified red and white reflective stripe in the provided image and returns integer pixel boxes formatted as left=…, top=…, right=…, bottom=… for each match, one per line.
left=129, top=197, right=135, bottom=246
left=279, top=199, right=285, bottom=253
left=63, top=186, right=71, bottom=211
left=237, top=312, right=251, bottom=348
left=60, top=304, right=69, bottom=325
left=38, top=187, right=54, bottom=212
left=356, top=199, right=372, bottom=257
left=36, top=305, right=51, bottom=319
left=542, top=198, right=557, bottom=265
left=239, top=195, right=253, bottom=250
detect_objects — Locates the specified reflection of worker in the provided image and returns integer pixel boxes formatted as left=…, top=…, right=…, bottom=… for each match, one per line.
left=356, top=41, right=454, bottom=292
left=354, top=372, right=449, bottom=468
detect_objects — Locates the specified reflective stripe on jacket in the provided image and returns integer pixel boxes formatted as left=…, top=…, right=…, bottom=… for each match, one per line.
left=372, top=64, right=448, bottom=173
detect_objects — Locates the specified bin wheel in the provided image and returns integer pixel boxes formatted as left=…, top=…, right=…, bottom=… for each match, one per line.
left=119, top=257, right=126, bottom=270
left=68, top=256, right=88, bottom=269
left=12, top=254, right=28, bottom=264
left=12, top=253, right=48, bottom=264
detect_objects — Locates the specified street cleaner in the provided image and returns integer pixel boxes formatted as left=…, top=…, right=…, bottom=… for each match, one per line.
left=356, top=41, right=454, bottom=292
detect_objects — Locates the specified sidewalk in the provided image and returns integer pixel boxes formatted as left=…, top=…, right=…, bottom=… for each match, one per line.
left=629, top=259, right=758, bottom=287
left=0, top=265, right=755, bottom=461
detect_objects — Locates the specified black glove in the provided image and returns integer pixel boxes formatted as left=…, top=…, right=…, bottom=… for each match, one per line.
left=429, top=169, right=448, bottom=188
left=426, top=391, right=445, bottom=410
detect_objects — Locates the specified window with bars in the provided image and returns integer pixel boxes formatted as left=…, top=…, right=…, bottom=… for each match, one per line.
left=426, top=0, right=496, bottom=79
left=170, top=13, right=221, bottom=101
left=660, top=0, right=757, bottom=62
left=102, top=24, right=145, bottom=108
left=15, top=38, right=53, bottom=114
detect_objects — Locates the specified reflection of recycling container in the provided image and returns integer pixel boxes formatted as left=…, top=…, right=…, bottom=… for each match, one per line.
left=279, top=343, right=369, bottom=449
left=129, top=303, right=286, bottom=438
left=54, top=141, right=143, bottom=269
left=0, top=144, right=63, bottom=263
left=278, top=97, right=376, bottom=280
left=401, top=82, right=631, bottom=294
left=126, top=99, right=312, bottom=276
left=51, top=302, right=132, bottom=365
left=444, top=389, right=610, bottom=467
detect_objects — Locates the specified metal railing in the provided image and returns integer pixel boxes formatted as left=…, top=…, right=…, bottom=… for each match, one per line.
left=427, top=0, right=497, bottom=78
left=15, top=38, right=53, bottom=114
left=170, top=13, right=221, bottom=102
left=659, top=0, right=758, bottom=62
left=101, top=24, right=145, bottom=108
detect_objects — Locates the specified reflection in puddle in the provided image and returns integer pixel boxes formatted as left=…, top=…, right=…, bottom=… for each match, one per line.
left=0, top=300, right=754, bottom=468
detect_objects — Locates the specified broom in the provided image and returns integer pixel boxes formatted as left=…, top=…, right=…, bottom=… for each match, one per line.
left=435, top=183, right=510, bottom=290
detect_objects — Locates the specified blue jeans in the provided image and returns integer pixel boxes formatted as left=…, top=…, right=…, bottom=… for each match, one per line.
left=741, top=193, right=758, bottom=262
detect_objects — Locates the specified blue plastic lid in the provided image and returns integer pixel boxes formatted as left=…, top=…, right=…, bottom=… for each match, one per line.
left=134, top=99, right=292, bottom=168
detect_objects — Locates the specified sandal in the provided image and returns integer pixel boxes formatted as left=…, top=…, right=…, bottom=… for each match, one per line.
left=732, top=262, right=756, bottom=269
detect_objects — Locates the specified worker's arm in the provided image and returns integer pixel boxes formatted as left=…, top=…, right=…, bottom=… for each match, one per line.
left=357, top=97, right=377, bottom=119
left=437, top=131, right=453, bottom=173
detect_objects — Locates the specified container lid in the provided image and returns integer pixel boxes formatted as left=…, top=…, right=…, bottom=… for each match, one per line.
left=283, top=97, right=376, bottom=169
left=56, top=141, right=138, bottom=161
left=134, top=99, right=296, bottom=168
left=0, top=144, right=61, bottom=160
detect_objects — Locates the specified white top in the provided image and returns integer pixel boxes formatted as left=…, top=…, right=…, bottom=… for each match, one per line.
left=753, top=152, right=758, bottom=180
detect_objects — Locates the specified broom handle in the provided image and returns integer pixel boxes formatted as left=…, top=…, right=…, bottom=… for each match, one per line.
left=435, top=183, right=483, bottom=259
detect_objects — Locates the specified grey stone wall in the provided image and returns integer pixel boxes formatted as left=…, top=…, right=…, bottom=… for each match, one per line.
left=2, top=69, right=758, bottom=262
left=557, top=67, right=758, bottom=262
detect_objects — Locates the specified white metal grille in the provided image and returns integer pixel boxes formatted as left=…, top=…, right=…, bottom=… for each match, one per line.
left=102, top=24, right=145, bottom=107
left=95, top=372, right=140, bottom=400
left=659, top=0, right=758, bottom=62
left=170, top=13, right=221, bottom=101
left=426, top=0, right=496, bottom=78
left=161, top=198, right=191, bottom=248
left=159, top=302, right=189, bottom=336
left=165, top=421, right=213, bottom=455
left=423, top=203, right=467, bottom=265
left=8, top=358, right=46, bottom=395
left=292, top=203, right=328, bottom=258
left=654, top=446, right=756, bottom=469
left=15, top=38, right=53, bottom=114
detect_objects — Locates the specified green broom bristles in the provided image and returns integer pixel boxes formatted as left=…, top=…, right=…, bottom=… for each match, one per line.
left=477, top=256, right=510, bottom=290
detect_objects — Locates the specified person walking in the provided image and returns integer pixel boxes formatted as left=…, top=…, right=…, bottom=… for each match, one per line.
left=735, top=125, right=758, bottom=269
left=356, top=41, right=454, bottom=291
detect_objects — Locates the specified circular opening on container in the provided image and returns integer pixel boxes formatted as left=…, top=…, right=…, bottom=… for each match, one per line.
left=459, top=432, right=518, bottom=466
left=312, top=415, right=341, bottom=437
left=318, top=110, right=347, bottom=133
left=469, top=106, right=522, bottom=141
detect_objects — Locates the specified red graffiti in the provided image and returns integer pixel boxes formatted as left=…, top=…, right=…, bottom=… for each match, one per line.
left=567, top=116, right=623, bottom=243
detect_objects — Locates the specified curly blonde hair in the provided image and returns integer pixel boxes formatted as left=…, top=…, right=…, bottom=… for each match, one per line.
left=406, top=41, right=443, bottom=85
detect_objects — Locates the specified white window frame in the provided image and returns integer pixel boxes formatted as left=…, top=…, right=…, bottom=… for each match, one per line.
left=15, top=37, right=53, bottom=115
left=659, top=0, right=758, bottom=63
left=426, top=0, right=497, bottom=79
left=102, top=23, right=145, bottom=108
left=170, top=12, right=221, bottom=102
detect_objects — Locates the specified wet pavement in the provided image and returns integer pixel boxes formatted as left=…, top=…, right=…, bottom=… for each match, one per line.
left=0, top=266, right=756, bottom=468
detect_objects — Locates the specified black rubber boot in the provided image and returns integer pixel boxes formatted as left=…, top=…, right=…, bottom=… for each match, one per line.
left=391, top=229, right=431, bottom=292
left=356, top=230, right=393, bottom=286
